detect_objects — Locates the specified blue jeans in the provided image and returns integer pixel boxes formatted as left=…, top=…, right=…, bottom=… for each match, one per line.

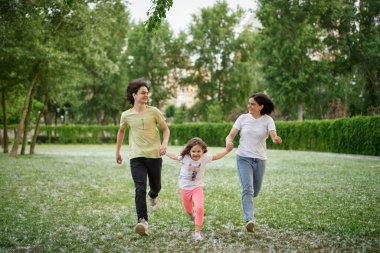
left=236, top=155, right=266, bottom=221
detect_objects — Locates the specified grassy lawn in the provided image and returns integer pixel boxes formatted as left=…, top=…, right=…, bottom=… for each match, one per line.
left=1, top=145, right=379, bottom=252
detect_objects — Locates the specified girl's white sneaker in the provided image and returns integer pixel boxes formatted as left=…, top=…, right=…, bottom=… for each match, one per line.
left=193, top=231, right=203, bottom=241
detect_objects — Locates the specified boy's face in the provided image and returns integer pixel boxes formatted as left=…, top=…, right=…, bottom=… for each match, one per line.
left=133, top=86, right=150, bottom=104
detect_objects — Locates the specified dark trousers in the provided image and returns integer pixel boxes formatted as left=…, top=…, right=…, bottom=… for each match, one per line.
left=130, top=157, right=162, bottom=222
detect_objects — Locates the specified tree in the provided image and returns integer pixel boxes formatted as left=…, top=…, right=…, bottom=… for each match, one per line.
left=318, top=0, right=380, bottom=115
left=123, top=21, right=183, bottom=107
left=187, top=1, right=244, bottom=120
left=256, top=0, right=331, bottom=121
left=145, top=0, right=173, bottom=31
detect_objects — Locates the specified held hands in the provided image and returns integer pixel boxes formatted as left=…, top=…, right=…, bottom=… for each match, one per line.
left=226, top=142, right=234, bottom=152
left=159, top=144, right=167, bottom=156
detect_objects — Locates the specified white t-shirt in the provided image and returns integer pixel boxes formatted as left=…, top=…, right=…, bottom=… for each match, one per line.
left=177, top=154, right=212, bottom=190
left=233, top=114, right=276, bottom=160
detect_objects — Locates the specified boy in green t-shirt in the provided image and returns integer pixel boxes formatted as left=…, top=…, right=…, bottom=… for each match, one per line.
left=116, top=79, right=170, bottom=236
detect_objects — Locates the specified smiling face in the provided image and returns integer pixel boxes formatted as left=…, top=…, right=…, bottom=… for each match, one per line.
left=247, top=97, right=263, bottom=117
left=189, top=144, right=204, bottom=161
left=133, top=86, right=150, bottom=105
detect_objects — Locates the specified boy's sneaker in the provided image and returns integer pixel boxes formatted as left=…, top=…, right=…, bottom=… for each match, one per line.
left=246, top=220, right=254, bottom=232
left=135, top=218, right=148, bottom=236
left=193, top=231, right=203, bottom=241
left=150, top=197, right=158, bottom=211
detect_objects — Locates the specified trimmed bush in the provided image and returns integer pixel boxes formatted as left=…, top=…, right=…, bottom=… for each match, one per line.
left=2, top=116, right=379, bottom=155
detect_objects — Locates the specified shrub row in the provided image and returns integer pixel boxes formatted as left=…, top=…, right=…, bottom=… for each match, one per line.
left=3, top=115, right=379, bottom=155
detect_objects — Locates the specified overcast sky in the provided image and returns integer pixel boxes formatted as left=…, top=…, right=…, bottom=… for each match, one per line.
left=127, top=0, right=258, bottom=34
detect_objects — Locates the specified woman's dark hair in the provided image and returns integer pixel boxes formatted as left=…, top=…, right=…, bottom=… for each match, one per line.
left=126, top=79, right=150, bottom=104
left=180, top=137, right=208, bottom=157
left=250, top=93, right=275, bottom=115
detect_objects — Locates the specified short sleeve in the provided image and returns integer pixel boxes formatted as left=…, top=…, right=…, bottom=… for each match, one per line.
left=233, top=114, right=244, bottom=130
left=267, top=116, right=276, bottom=132
left=154, top=107, right=166, bottom=125
left=202, top=154, right=213, bottom=164
left=119, top=112, right=129, bottom=129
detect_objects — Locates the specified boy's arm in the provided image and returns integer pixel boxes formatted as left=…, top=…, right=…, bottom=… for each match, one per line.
left=212, top=149, right=230, bottom=161
left=159, top=120, right=170, bottom=156
left=166, top=152, right=180, bottom=160
left=116, top=127, right=125, bottom=164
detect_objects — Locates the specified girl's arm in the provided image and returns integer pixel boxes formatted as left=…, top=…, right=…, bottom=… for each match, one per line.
left=212, top=149, right=230, bottom=161
left=270, top=130, right=282, bottom=144
left=166, top=152, right=180, bottom=160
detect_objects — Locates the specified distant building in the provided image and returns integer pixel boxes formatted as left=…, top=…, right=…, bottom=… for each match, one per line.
left=165, top=68, right=198, bottom=108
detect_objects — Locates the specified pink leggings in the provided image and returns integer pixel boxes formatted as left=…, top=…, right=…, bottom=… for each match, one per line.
left=181, top=187, right=204, bottom=227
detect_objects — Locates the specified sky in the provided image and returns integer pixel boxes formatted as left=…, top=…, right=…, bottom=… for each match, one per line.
left=127, top=0, right=258, bottom=34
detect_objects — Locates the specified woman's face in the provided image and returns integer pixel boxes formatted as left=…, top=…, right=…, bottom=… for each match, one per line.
left=189, top=144, right=204, bottom=161
left=247, top=97, right=263, bottom=116
left=133, top=86, right=150, bottom=104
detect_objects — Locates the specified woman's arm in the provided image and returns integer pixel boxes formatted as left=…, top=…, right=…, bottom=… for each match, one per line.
left=270, top=130, right=282, bottom=144
left=225, top=127, right=239, bottom=152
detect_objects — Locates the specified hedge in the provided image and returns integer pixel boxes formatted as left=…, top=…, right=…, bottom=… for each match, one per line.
left=2, top=115, right=379, bottom=156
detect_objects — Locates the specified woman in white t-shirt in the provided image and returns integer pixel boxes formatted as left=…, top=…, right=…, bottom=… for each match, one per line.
left=225, top=93, right=282, bottom=232
left=166, top=137, right=231, bottom=241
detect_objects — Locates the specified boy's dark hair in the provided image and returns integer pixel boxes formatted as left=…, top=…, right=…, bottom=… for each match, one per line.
left=180, top=137, right=208, bottom=158
left=126, top=79, right=151, bottom=104
left=250, top=93, right=275, bottom=115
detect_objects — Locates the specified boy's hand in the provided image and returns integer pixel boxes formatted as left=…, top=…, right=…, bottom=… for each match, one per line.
left=116, top=153, right=123, bottom=164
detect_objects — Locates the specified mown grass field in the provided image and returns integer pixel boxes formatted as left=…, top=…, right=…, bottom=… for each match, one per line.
left=1, top=145, right=379, bottom=252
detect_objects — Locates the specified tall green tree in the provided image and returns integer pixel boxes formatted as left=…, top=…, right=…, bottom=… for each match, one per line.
left=187, top=1, right=244, bottom=120
left=256, top=0, right=330, bottom=121
left=318, top=0, right=380, bottom=115
left=123, top=21, right=184, bottom=107
left=75, top=1, right=130, bottom=125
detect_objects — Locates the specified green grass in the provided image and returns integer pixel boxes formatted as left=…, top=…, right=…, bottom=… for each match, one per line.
left=1, top=145, right=379, bottom=252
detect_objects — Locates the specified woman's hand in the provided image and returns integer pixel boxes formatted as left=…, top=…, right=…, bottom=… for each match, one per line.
left=273, top=136, right=282, bottom=144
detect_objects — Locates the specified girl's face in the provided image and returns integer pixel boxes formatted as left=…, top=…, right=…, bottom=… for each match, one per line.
left=189, top=144, right=204, bottom=161
left=247, top=97, right=263, bottom=116
left=133, top=86, right=150, bottom=104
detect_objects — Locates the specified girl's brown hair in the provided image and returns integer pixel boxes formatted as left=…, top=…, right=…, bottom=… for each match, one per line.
left=180, top=137, right=208, bottom=157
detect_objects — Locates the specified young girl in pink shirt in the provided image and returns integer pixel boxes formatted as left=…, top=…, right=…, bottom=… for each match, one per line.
left=166, top=137, right=231, bottom=241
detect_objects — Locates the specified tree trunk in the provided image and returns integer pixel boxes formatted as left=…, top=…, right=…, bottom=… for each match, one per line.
left=9, top=61, right=42, bottom=157
left=30, top=95, right=49, bottom=154
left=297, top=102, right=304, bottom=121
left=2, top=92, right=9, bottom=153
left=21, top=93, right=34, bottom=155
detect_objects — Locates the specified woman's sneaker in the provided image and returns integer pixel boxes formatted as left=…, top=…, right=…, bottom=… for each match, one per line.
left=193, top=231, right=203, bottom=241
left=135, top=218, right=148, bottom=236
left=246, top=220, right=254, bottom=232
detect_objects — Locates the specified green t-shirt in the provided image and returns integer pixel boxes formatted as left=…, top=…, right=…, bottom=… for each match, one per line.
left=119, top=106, right=165, bottom=159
